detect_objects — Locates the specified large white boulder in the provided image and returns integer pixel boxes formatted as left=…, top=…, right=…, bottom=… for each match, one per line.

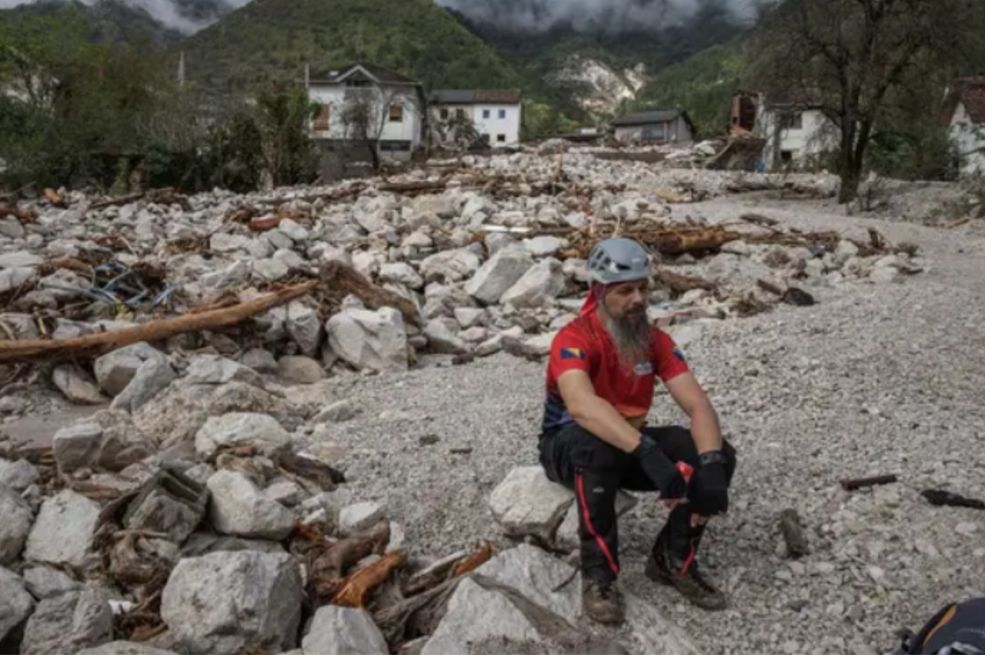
left=325, top=306, right=408, bottom=372
left=194, top=412, right=290, bottom=459
left=465, top=247, right=534, bottom=305
left=24, top=489, right=101, bottom=568
left=500, top=257, right=566, bottom=308
left=301, top=605, right=388, bottom=655
left=206, top=470, right=296, bottom=540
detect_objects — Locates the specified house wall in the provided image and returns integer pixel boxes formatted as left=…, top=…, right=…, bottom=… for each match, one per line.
left=472, top=104, right=521, bottom=147
left=306, top=83, right=423, bottom=159
left=949, top=102, right=985, bottom=177
left=758, top=107, right=839, bottom=170
left=430, top=103, right=521, bottom=147
left=613, top=118, right=692, bottom=145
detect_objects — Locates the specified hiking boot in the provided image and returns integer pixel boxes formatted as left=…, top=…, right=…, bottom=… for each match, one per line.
left=582, top=578, right=625, bottom=625
left=645, top=547, right=728, bottom=611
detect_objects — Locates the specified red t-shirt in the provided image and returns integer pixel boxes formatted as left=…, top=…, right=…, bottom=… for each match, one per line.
left=542, top=312, right=689, bottom=432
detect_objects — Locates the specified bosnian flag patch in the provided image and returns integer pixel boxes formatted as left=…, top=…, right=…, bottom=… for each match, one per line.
left=560, top=347, right=586, bottom=360
left=673, top=348, right=686, bottom=363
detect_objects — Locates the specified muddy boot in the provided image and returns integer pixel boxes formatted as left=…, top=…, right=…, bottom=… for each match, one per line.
left=582, top=577, right=625, bottom=625
left=645, top=510, right=728, bottom=611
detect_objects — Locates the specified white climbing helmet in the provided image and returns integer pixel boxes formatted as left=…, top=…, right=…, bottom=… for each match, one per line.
left=586, top=238, right=652, bottom=285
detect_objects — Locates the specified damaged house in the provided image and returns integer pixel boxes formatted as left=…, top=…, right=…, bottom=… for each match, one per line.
left=944, top=77, right=985, bottom=178
left=610, top=110, right=694, bottom=146
left=429, top=89, right=522, bottom=149
left=730, top=90, right=839, bottom=170
left=304, top=63, right=427, bottom=165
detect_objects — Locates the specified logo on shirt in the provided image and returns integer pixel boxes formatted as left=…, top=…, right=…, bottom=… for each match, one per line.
left=560, top=347, right=586, bottom=361
left=673, top=348, right=686, bottom=363
left=633, top=361, right=654, bottom=376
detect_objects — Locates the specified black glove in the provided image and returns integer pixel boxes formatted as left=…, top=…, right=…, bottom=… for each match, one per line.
left=634, top=435, right=687, bottom=500
left=688, top=450, right=729, bottom=516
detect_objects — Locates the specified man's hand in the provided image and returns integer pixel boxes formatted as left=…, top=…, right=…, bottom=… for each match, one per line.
left=634, top=435, right=687, bottom=499
left=688, top=450, right=729, bottom=515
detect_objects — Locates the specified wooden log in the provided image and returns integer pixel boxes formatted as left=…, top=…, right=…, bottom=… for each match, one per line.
left=656, top=269, right=717, bottom=295
left=377, top=180, right=447, bottom=195
left=0, top=281, right=317, bottom=364
left=90, top=192, right=145, bottom=210
left=644, top=226, right=740, bottom=255
left=921, top=489, right=985, bottom=510
left=331, top=550, right=406, bottom=608
left=840, top=474, right=898, bottom=491
left=307, top=521, right=390, bottom=601
left=778, top=509, right=809, bottom=558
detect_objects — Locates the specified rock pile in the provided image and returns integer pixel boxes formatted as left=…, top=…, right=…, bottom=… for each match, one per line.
left=0, top=151, right=922, bottom=402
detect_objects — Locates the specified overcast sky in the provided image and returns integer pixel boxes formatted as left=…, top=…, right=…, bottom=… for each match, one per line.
left=434, top=0, right=761, bottom=32
left=0, top=0, right=760, bottom=33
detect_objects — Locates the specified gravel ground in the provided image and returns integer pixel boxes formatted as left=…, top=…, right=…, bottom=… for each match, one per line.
left=313, top=195, right=985, bottom=655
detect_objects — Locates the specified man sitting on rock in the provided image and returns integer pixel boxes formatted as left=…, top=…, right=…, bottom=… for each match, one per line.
left=539, top=237, right=737, bottom=624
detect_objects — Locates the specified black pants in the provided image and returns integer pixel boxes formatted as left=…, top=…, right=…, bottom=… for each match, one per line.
left=539, top=423, right=737, bottom=585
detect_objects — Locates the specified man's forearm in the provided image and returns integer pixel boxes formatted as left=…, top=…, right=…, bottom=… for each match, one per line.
left=690, top=403, right=723, bottom=454
left=571, top=395, right=642, bottom=453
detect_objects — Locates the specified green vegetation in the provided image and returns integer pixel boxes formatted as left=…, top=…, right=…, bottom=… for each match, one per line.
left=0, top=5, right=316, bottom=193
left=180, top=0, right=520, bottom=96
left=632, top=41, right=748, bottom=139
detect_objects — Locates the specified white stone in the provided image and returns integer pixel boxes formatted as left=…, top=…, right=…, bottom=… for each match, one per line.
left=161, top=551, right=302, bottom=655
left=0, top=267, right=37, bottom=294
left=419, top=248, right=481, bottom=283
left=52, top=420, right=104, bottom=472
left=254, top=257, right=290, bottom=282
left=423, top=320, right=466, bottom=354
left=278, top=356, right=324, bottom=384
left=0, top=251, right=42, bottom=268
left=0, top=458, right=39, bottom=491
left=380, top=262, right=424, bottom=290
left=488, top=466, right=574, bottom=542
left=25, top=490, right=101, bottom=568
left=301, top=605, right=389, bottom=655
left=21, top=587, right=112, bottom=655
left=465, top=247, right=534, bottom=305
left=523, top=235, right=565, bottom=257
left=0, top=566, right=34, bottom=643
left=94, top=342, right=165, bottom=396
left=500, top=258, right=565, bottom=308
left=0, top=486, right=33, bottom=565
left=453, top=307, right=485, bottom=329
left=52, top=364, right=106, bottom=405
left=339, top=501, right=386, bottom=535
left=194, top=412, right=291, bottom=459
left=110, top=358, right=175, bottom=413
left=286, top=301, right=323, bottom=356
left=185, top=354, right=262, bottom=386
left=870, top=266, right=900, bottom=284
left=278, top=218, right=309, bottom=242
left=326, top=307, right=409, bottom=372
left=207, top=470, right=296, bottom=540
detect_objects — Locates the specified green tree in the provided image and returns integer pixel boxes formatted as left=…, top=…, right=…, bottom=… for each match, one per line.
left=750, top=0, right=982, bottom=203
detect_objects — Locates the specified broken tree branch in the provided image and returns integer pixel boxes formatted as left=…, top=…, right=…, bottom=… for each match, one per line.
left=0, top=281, right=317, bottom=364
left=656, top=269, right=718, bottom=295
left=331, top=549, right=406, bottom=608
left=840, top=474, right=898, bottom=491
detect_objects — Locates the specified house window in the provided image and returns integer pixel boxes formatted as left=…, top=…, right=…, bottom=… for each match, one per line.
left=389, top=103, right=404, bottom=122
left=440, top=108, right=449, bottom=120
left=780, top=112, right=803, bottom=130
left=497, top=134, right=506, bottom=143
left=313, top=103, right=331, bottom=131
left=456, top=108, right=466, bottom=119
left=780, top=150, right=794, bottom=163
left=499, top=109, right=507, bottom=119
left=482, top=109, right=491, bottom=119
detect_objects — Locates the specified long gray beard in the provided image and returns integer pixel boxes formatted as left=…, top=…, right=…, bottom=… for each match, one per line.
left=601, top=306, right=651, bottom=367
